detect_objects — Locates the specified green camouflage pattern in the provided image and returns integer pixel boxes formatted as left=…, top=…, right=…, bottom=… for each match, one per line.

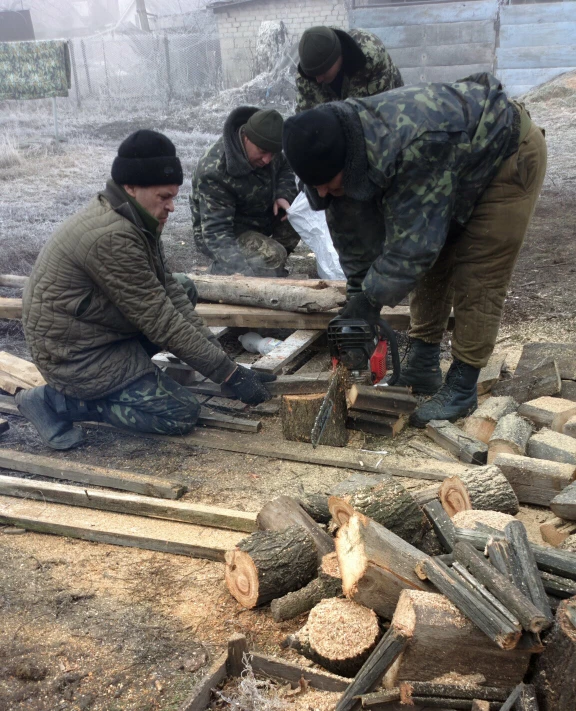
left=191, top=107, right=298, bottom=275
left=295, top=28, right=403, bottom=113
left=332, top=73, right=520, bottom=308
left=0, top=40, right=71, bottom=100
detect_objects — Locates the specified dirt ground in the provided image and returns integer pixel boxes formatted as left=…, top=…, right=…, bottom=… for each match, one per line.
left=0, top=73, right=576, bottom=710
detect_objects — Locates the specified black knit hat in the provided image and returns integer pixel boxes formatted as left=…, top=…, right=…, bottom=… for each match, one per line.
left=244, top=109, right=283, bottom=153
left=111, top=129, right=183, bottom=187
left=299, top=26, right=342, bottom=77
left=282, top=107, right=347, bottom=186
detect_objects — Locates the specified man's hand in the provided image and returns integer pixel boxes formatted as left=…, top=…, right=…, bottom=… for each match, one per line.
left=273, top=198, right=291, bottom=221
left=224, top=365, right=277, bottom=405
left=339, top=292, right=382, bottom=326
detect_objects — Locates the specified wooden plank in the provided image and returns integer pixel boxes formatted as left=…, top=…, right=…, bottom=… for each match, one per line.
left=203, top=396, right=247, bottom=414
left=500, top=68, right=576, bottom=92
left=0, top=394, right=18, bottom=415
left=197, top=407, right=260, bottom=433
left=0, top=447, right=185, bottom=500
left=498, top=46, right=576, bottom=70
left=0, top=274, right=28, bottom=288
left=500, top=2, right=576, bottom=25
left=499, top=21, right=576, bottom=49
left=0, top=474, right=257, bottom=532
left=0, top=297, right=22, bottom=319
left=367, top=19, right=495, bottom=49
left=0, top=351, right=45, bottom=387
left=0, top=495, right=244, bottom=561
left=423, top=64, right=493, bottom=82
left=252, top=330, right=323, bottom=374
left=0, top=370, right=30, bottom=395
left=186, top=373, right=333, bottom=399
left=250, top=652, right=349, bottom=692
left=391, top=42, right=494, bottom=69
left=351, top=1, right=498, bottom=28
left=179, top=651, right=228, bottom=711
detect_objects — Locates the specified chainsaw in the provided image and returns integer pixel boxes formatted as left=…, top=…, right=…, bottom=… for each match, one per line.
left=310, top=316, right=401, bottom=448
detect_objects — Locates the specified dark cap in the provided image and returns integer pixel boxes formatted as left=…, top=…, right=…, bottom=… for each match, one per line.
left=299, top=26, right=342, bottom=77
left=244, top=109, right=284, bottom=153
left=111, top=129, right=183, bottom=187
left=282, top=106, right=346, bottom=186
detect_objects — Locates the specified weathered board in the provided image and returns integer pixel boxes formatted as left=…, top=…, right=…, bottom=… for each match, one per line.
left=252, top=330, right=323, bottom=374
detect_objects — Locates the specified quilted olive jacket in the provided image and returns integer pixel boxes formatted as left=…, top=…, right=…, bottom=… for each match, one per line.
left=22, top=180, right=236, bottom=399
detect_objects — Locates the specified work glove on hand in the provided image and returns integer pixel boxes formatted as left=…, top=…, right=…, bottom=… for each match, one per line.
left=225, top=365, right=276, bottom=405
left=339, top=292, right=382, bottom=326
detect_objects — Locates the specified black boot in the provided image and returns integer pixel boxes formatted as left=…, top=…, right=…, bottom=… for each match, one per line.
left=396, top=338, right=442, bottom=395
left=410, top=358, right=480, bottom=428
left=15, top=386, right=85, bottom=450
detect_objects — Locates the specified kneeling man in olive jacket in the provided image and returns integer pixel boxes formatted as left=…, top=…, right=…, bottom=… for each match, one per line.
left=18, top=129, right=274, bottom=450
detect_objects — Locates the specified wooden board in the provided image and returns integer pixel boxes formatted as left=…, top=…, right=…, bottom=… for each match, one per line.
left=0, top=495, right=244, bottom=561
left=0, top=370, right=30, bottom=395
left=0, top=274, right=28, bottom=288
left=0, top=351, right=45, bottom=387
left=0, top=447, right=185, bottom=499
left=500, top=21, right=576, bottom=49
left=178, top=652, right=228, bottom=711
left=498, top=46, right=576, bottom=70
left=252, top=330, right=323, bottom=374
left=250, top=653, right=349, bottom=693
left=0, top=474, right=257, bottom=532
left=0, top=297, right=22, bottom=319
left=351, top=1, right=498, bottom=28
left=368, top=19, right=495, bottom=49
left=391, top=42, right=494, bottom=69
left=500, top=2, right=576, bottom=24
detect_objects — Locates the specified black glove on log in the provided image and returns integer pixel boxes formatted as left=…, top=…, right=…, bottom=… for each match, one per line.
left=225, top=365, right=276, bottom=405
left=339, top=292, right=382, bottom=326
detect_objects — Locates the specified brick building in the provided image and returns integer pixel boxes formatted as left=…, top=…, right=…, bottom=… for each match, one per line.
left=209, top=0, right=349, bottom=87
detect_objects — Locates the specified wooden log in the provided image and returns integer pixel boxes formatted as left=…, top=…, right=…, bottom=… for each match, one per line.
left=426, top=419, right=488, bottom=464
left=270, top=552, right=342, bottom=622
left=540, top=516, right=576, bottom=547
left=281, top=391, right=348, bottom=447
left=505, top=521, right=553, bottom=622
left=551, top=481, right=576, bottom=521
left=0, top=447, right=185, bottom=499
left=256, top=495, right=334, bottom=563
left=335, top=512, right=433, bottom=619
left=0, top=370, right=30, bottom=395
left=563, top=415, right=576, bottom=439
left=190, top=274, right=346, bottom=313
left=253, top=330, right=323, bottom=374
left=477, top=354, right=507, bottom=395
left=534, top=597, right=576, bottom=711
left=540, top=571, right=576, bottom=599
left=515, top=342, right=576, bottom=381
left=453, top=541, right=551, bottom=633
left=284, top=598, right=381, bottom=678
left=528, top=428, right=576, bottom=464
left=0, top=474, right=256, bottom=532
left=439, top=465, right=519, bottom=517
left=383, top=590, right=532, bottom=690
left=492, top=359, right=561, bottom=403
left=464, top=396, right=519, bottom=444
left=0, top=297, right=22, bottom=319
left=328, top=476, right=430, bottom=548
left=298, top=493, right=331, bottom=524
left=493, top=453, right=576, bottom=507
left=348, top=385, right=417, bottom=416
left=420, top=558, right=522, bottom=650
left=423, top=499, right=456, bottom=552
left=357, top=688, right=400, bottom=706
left=268, top=372, right=333, bottom=395
left=398, top=681, right=511, bottom=703
left=518, top=396, right=576, bottom=432
left=561, top=379, right=576, bottom=402
left=487, top=413, right=532, bottom=462
left=0, top=351, right=45, bottom=387
left=346, top=409, right=406, bottom=437
left=411, top=484, right=441, bottom=507
left=0, top=495, right=243, bottom=561
left=224, top=526, right=317, bottom=608
left=0, top=274, right=28, bottom=288
left=335, top=625, right=410, bottom=711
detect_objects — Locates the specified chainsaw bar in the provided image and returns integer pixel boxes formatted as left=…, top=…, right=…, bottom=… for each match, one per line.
left=311, top=365, right=343, bottom=449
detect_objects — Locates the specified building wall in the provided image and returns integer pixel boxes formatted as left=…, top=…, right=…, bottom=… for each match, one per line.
left=214, top=0, right=349, bottom=87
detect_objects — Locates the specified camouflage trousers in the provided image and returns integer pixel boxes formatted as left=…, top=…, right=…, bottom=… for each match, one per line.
left=46, top=369, right=201, bottom=436
left=211, top=220, right=300, bottom=276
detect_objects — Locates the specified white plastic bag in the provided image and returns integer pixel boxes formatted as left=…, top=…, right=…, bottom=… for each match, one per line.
left=287, top=191, right=346, bottom=281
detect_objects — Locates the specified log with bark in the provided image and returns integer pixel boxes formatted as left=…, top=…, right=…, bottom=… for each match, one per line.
left=550, top=481, right=576, bottom=521
left=493, top=453, right=576, bottom=507
left=487, top=413, right=533, bottom=463
left=464, top=396, right=519, bottom=444
left=426, top=419, right=488, bottom=464
left=534, top=597, right=576, bottom=711
left=423, top=499, right=457, bottom=552
left=382, top=590, right=532, bottom=690
left=477, top=353, right=507, bottom=395
left=283, top=597, right=381, bottom=678
left=399, top=681, right=511, bottom=705
left=270, top=552, right=342, bottom=622
left=281, top=388, right=348, bottom=447
left=519, top=396, right=576, bottom=433
left=348, top=385, right=417, bottom=416
left=492, top=358, right=561, bottom=403
left=540, top=571, right=576, bottom=599
left=297, top=493, right=331, bottom=524
left=439, top=465, right=519, bottom=517
left=528, top=428, right=576, bottom=465
left=335, top=512, right=433, bottom=619
left=224, top=526, right=317, bottom=608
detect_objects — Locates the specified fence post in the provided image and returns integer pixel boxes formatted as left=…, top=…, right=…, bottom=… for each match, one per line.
left=163, top=33, right=173, bottom=104
left=102, top=38, right=111, bottom=98
left=81, top=39, right=92, bottom=96
left=68, top=40, right=81, bottom=108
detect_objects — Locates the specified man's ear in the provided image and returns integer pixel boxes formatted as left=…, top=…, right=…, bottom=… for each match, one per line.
left=123, top=185, right=137, bottom=198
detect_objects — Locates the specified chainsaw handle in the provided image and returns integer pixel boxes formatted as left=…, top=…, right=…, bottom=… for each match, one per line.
left=377, top=318, right=401, bottom=386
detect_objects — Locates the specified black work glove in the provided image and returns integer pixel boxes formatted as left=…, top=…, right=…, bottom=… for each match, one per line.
left=339, top=292, right=382, bottom=326
left=225, top=365, right=277, bottom=405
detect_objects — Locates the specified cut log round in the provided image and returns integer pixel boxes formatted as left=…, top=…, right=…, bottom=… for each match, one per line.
left=464, top=396, right=519, bottom=444
left=348, top=384, right=416, bottom=416
left=439, top=465, right=519, bottom=517
left=224, top=526, right=317, bottom=608
left=284, top=597, right=380, bottom=677
left=487, top=413, right=533, bottom=463
left=281, top=389, right=348, bottom=447
left=534, top=597, right=576, bottom=711
left=328, top=475, right=431, bottom=548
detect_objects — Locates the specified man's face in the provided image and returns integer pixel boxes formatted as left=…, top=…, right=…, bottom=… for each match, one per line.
left=243, top=135, right=275, bottom=169
left=124, top=184, right=179, bottom=229
left=314, top=171, right=345, bottom=198
left=315, top=55, right=343, bottom=85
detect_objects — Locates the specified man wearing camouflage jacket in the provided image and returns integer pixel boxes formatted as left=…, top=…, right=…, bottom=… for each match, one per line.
left=283, top=73, right=547, bottom=426
left=191, top=106, right=299, bottom=276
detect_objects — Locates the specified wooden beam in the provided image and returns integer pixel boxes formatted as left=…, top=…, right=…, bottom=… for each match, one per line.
left=0, top=474, right=257, bottom=532
left=0, top=351, right=45, bottom=387
left=0, top=447, right=185, bottom=499
left=179, top=651, right=229, bottom=711
left=0, top=274, right=28, bottom=288
left=198, top=407, right=259, bottom=433
left=0, top=297, right=22, bottom=319
left=252, top=330, right=323, bottom=374
left=0, top=370, right=31, bottom=395
left=0, top=495, right=244, bottom=561
left=250, top=652, right=349, bottom=692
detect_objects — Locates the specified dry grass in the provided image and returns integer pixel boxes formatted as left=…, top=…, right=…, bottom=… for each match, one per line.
left=0, top=134, right=22, bottom=170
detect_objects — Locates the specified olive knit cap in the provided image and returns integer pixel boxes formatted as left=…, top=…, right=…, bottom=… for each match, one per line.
left=244, top=109, right=284, bottom=153
left=299, top=26, right=342, bottom=77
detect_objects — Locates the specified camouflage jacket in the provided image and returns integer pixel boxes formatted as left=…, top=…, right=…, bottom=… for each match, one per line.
left=321, top=74, right=523, bottom=307
left=295, top=28, right=403, bottom=113
left=0, top=40, right=71, bottom=100
left=191, top=106, right=297, bottom=274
